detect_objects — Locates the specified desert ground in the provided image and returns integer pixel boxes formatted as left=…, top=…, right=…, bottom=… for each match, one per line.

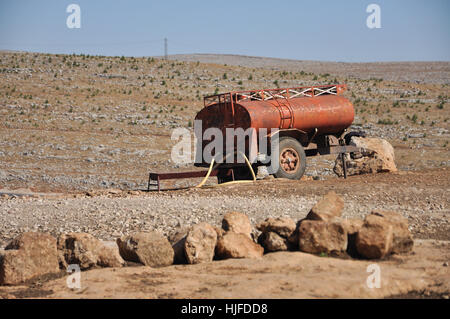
left=0, top=51, right=449, bottom=298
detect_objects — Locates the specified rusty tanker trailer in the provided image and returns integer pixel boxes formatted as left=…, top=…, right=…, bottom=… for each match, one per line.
left=194, top=84, right=362, bottom=182
left=147, top=84, right=365, bottom=190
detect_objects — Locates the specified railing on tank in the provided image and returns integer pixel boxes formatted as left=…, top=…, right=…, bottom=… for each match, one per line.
left=204, top=84, right=347, bottom=107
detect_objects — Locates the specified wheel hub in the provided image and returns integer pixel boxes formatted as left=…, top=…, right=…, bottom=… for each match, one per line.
left=280, top=148, right=299, bottom=173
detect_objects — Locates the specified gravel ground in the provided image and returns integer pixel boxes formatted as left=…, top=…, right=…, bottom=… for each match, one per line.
left=1, top=168, right=448, bottom=248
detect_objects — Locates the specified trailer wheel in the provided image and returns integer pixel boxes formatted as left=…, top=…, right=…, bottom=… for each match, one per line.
left=274, top=137, right=306, bottom=180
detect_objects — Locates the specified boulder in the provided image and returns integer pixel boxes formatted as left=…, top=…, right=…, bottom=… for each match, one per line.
left=117, top=232, right=174, bottom=267
left=306, top=191, right=344, bottom=222
left=370, top=211, right=414, bottom=254
left=340, top=218, right=364, bottom=235
left=184, top=223, right=217, bottom=264
left=256, top=217, right=297, bottom=252
left=168, top=228, right=189, bottom=264
left=0, top=232, right=60, bottom=285
left=258, top=231, right=290, bottom=252
left=297, top=220, right=348, bottom=254
left=256, top=217, right=296, bottom=238
left=216, top=232, right=264, bottom=259
left=213, top=226, right=226, bottom=239
left=222, top=212, right=252, bottom=239
left=172, top=237, right=187, bottom=264
left=356, top=214, right=393, bottom=259
left=167, top=227, right=189, bottom=245
left=58, top=233, right=124, bottom=270
left=339, top=218, right=364, bottom=257
left=334, top=137, right=397, bottom=177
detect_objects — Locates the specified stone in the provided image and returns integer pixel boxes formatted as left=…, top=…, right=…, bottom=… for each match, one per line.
left=340, top=218, right=364, bottom=235
left=298, top=220, right=348, bottom=254
left=356, top=214, right=393, bottom=259
left=258, top=231, right=290, bottom=252
left=222, top=212, right=252, bottom=239
left=334, top=137, right=397, bottom=177
left=216, top=232, right=264, bottom=259
left=184, top=223, right=217, bottom=264
left=213, top=226, right=225, bottom=239
left=168, top=227, right=189, bottom=245
left=339, top=218, right=364, bottom=257
left=256, top=217, right=296, bottom=238
left=306, top=191, right=344, bottom=222
left=0, top=232, right=60, bottom=285
left=58, top=233, right=124, bottom=270
left=168, top=228, right=189, bottom=264
left=117, top=232, right=174, bottom=267
left=370, top=211, right=414, bottom=254
left=172, top=236, right=187, bottom=264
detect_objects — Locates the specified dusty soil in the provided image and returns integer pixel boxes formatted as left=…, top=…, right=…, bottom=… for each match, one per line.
left=0, top=168, right=449, bottom=248
left=0, top=52, right=448, bottom=299
left=0, top=239, right=448, bottom=299
left=0, top=51, right=448, bottom=192
left=0, top=168, right=449, bottom=299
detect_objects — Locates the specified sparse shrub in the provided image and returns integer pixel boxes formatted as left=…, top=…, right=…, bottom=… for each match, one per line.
left=377, top=119, right=394, bottom=125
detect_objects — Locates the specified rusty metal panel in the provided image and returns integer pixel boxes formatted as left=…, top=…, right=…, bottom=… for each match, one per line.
left=196, top=85, right=355, bottom=166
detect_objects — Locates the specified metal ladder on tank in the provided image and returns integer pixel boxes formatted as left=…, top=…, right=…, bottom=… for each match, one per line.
left=269, top=94, right=295, bottom=129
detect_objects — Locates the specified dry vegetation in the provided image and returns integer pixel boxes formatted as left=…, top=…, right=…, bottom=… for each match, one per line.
left=0, top=51, right=448, bottom=192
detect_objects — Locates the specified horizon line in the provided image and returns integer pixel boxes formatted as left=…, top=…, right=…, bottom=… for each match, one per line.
left=1, top=49, right=449, bottom=64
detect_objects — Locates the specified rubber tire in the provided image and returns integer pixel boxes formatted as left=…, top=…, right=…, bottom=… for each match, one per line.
left=273, top=137, right=307, bottom=180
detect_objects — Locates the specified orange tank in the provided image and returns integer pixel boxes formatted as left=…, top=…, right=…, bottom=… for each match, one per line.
left=195, top=85, right=354, bottom=165
left=197, top=84, right=353, bottom=134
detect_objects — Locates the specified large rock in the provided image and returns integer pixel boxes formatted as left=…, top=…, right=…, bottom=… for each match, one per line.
left=257, top=217, right=297, bottom=252
left=356, top=214, right=393, bottom=259
left=297, top=220, right=348, bottom=254
left=334, top=137, right=397, bottom=177
left=184, top=223, right=217, bottom=264
left=258, top=231, right=290, bottom=252
left=215, top=232, right=264, bottom=259
left=306, top=191, right=344, bottom=222
left=340, top=218, right=364, bottom=235
left=169, top=228, right=189, bottom=265
left=370, top=211, right=414, bottom=254
left=58, top=233, right=124, bottom=270
left=339, top=218, right=364, bottom=257
left=222, top=212, right=252, bottom=239
left=256, top=217, right=296, bottom=238
left=0, top=232, right=60, bottom=285
left=117, top=232, right=174, bottom=267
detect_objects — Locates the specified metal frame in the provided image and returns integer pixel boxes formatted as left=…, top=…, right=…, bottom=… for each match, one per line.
left=204, top=84, right=347, bottom=107
left=147, top=170, right=220, bottom=191
left=147, top=145, right=366, bottom=191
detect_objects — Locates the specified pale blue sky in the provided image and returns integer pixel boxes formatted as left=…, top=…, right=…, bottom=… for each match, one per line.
left=0, top=0, right=449, bottom=62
